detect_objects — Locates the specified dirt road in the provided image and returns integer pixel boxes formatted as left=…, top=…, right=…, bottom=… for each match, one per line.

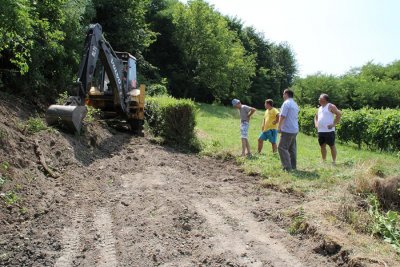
left=1, top=121, right=339, bottom=267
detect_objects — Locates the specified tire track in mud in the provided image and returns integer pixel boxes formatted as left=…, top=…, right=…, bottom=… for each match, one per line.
left=54, top=209, right=85, bottom=267
left=195, top=198, right=303, bottom=267
left=94, top=208, right=118, bottom=267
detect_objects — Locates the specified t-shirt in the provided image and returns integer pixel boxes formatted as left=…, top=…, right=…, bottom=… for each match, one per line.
left=240, top=105, right=251, bottom=122
left=280, top=98, right=299, bottom=133
left=263, top=108, right=279, bottom=131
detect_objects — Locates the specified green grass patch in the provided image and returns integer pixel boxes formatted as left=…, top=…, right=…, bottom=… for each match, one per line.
left=25, top=117, right=48, bottom=134
left=369, top=194, right=400, bottom=254
left=0, top=162, right=10, bottom=188
left=3, top=191, right=20, bottom=205
left=196, top=103, right=400, bottom=192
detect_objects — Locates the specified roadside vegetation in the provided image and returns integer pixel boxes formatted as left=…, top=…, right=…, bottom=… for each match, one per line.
left=293, top=61, right=400, bottom=109
left=0, top=0, right=295, bottom=109
left=196, top=103, right=399, bottom=190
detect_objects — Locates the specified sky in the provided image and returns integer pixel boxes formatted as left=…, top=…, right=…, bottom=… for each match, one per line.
left=179, top=0, right=400, bottom=77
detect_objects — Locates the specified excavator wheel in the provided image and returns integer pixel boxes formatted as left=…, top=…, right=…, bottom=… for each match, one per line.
left=128, top=119, right=144, bottom=136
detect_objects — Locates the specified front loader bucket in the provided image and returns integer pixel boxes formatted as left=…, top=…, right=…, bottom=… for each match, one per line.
left=46, top=105, right=87, bottom=133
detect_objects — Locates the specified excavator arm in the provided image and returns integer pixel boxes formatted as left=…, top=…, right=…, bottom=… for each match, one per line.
left=46, top=24, right=129, bottom=132
left=75, top=24, right=127, bottom=111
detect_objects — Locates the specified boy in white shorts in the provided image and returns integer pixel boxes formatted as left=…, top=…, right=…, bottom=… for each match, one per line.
left=232, top=99, right=256, bottom=157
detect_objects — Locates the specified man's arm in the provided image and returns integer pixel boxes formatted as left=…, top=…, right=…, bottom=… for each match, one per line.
left=273, top=113, right=279, bottom=125
left=247, top=107, right=256, bottom=119
left=278, top=103, right=287, bottom=132
left=278, top=115, right=286, bottom=133
left=314, top=113, right=318, bottom=128
left=328, top=104, right=341, bottom=129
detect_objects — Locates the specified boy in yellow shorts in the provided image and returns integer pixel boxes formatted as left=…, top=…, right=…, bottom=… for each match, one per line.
left=258, top=99, right=279, bottom=154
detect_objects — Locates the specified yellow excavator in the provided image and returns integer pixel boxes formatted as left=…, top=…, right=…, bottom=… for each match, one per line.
left=46, top=23, right=145, bottom=134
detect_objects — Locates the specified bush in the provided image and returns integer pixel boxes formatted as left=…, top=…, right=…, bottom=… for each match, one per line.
left=299, top=106, right=400, bottom=151
left=336, top=108, right=375, bottom=149
left=145, top=96, right=200, bottom=151
left=368, top=110, right=400, bottom=151
left=298, top=106, right=317, bottom=136
left=147, top=83, right=168, bottom=96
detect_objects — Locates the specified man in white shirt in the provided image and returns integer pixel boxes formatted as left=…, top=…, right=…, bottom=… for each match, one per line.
left=314, top=94, right=341, bottom=165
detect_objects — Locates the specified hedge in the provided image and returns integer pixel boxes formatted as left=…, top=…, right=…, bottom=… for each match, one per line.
left=299, top=107, right=400, bottom=151
left=145, top=96, right=199, bottom=151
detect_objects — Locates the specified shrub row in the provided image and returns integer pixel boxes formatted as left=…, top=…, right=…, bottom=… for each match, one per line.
left=145, top=96, right=199, bottom=151
left=299, top=106, right=400, bottom=151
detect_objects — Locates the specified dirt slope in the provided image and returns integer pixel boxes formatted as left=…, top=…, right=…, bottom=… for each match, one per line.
left=0, top=93, right=393, bottom=266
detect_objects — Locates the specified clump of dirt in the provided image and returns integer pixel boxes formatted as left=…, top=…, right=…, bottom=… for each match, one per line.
left=313, top=238, right=342, bottom=256
left=373, top=176, right=400, bottom=209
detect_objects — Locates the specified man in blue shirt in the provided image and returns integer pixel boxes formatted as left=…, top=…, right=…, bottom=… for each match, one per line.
left=278, top=89, right=299, bottom=171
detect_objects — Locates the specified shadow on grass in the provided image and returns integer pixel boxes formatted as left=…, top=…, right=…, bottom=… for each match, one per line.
left=291, top=169, right=320, bottom=180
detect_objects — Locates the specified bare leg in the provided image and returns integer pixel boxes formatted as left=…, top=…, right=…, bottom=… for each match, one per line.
left=320, top=144, right=327, bottom=161
left=272, top=143, right=277, bottom=153
left=241, top=138, right=247, bottom=156
left=330, top=145, right=337, bottom=164
left=258, top=139, right=263, bottom=153
left=245, top=139, right=251, bottom=155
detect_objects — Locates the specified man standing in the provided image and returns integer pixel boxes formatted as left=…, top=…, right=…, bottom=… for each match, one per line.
left=232, top=99, right=256, bottom=157
left=258, top=99, right=279, bottom=154
left=278, top=89, right=299, bottom=171
left=314, top=94, right=341, bottom=165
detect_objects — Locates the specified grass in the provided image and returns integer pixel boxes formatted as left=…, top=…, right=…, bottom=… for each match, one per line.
left=196, top=103, right=400, bottom=193
left=196, top=102, right=400, bottom=260
left=3, top=191, right=20, bottom=205
left=25, top=117, right=48, bottom=134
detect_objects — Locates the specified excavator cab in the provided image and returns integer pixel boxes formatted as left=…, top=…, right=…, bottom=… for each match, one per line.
left=45, top=24, right=145, bottom=134
left=85, top=52, right=145, bottom=133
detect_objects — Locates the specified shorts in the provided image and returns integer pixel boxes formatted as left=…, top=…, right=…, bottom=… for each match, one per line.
left=240, top=121, right=249, bottom=139
left=318, top=131, right=335, bottom=146
left=259, top=129, right=278, bottom=144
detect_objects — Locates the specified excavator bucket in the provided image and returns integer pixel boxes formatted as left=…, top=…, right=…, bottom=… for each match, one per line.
left=46, top=105, right=87, bottom=133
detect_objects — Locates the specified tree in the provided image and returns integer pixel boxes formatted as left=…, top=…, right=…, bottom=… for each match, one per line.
left=225, top=17, right=297, bottom=108
left=292, top=60, right=400, bottom=109
left=169, top=0, right=255, bottom=103
left=0, top=0, right=95, bottom=102
left=91, top=0, right=156, bottom=54
left=0, top=0, right=34, bottom=74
